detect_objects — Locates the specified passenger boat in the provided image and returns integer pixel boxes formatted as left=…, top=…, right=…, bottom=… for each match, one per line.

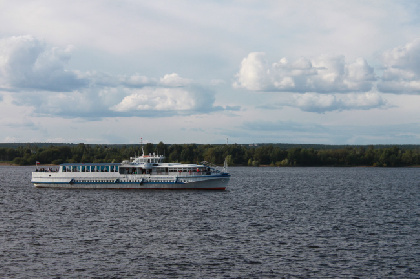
left=31, top=149, right=230, bottom=190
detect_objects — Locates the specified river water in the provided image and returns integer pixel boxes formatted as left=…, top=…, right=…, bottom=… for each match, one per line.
left=0, top=166, right=419, bottom=278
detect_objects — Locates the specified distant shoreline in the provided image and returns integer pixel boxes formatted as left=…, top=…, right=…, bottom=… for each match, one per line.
left=1, top=162, right=419, bottom=168
left=0, top=162, right=56, bottom=166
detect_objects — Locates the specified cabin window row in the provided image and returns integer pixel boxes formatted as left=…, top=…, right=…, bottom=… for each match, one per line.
left=63, top=166, right=119, bottom=172
left=120, top=168, right=151, bottom=174
left=167, top=168, right=207, bottom=172
left=76, top=180, right=115, bottom=183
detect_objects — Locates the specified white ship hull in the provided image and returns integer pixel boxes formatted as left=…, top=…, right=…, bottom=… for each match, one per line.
left=32, top=172, right=230, bottom=190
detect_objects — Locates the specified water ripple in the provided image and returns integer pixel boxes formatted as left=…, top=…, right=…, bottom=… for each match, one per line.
left=1, top=166, right=419, bottom=278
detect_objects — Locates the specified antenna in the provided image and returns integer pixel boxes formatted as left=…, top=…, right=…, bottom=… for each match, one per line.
left=140, top=137, right=144, bottom=156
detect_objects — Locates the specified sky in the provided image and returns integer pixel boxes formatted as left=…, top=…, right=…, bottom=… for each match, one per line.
left=1, top=0, right=420, bottom=145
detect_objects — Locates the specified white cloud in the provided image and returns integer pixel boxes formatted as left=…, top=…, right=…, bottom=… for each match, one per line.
left=159, top=73, right=192, bottom=87
left=111, top=86, right=216, bottom=114
left=234, top=52, right=375, bottom=93
left=0, top=35, right=87, bottom=91
left=291, top=92, right=387, bottom=113
left=292, top=93, right=337, bottom=112
left=233, top=52, right=271, bottom=91
left=120, top=74, right=156, bottom=88
left=14, top=90, right=104, bottom=118
left=378, top=38, right=420, bottom=94
left=13, top=83, right=221, bottom=118
left=11, top=71, right=221, bottom=118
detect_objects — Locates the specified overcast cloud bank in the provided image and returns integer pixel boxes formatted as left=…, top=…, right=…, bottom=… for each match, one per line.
left=1, top=1, right=419, bottom=144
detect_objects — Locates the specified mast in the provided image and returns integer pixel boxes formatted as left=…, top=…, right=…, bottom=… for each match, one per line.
left=140, top=137, right=145, bottom=156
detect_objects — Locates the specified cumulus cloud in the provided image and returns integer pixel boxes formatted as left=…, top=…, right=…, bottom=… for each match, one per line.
left=378, top=38, right=420, bottom=94
left=235, top=39, right=420, bottom=96
left=0, top=35, right=87, bottom=91
left=233, top=51, right=411, bottom=112
left=111, top=85, right=217, bottom=114
left=233, top=52, right=272, bottom=91
left=159, top=73, right=192, bottom=87
left=234, top=52, right=375, bottom=93
left=291, top=92, right=387, bottom=113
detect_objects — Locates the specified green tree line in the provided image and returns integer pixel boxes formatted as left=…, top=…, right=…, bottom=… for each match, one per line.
left=1, top=143, right=420, bottom=167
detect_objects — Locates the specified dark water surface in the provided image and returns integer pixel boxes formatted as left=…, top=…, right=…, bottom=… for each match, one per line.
left=1, top=166, right=419, bottom=278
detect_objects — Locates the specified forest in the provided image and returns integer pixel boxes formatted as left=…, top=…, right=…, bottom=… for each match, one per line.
left=1, top=142, right=420, bottom=167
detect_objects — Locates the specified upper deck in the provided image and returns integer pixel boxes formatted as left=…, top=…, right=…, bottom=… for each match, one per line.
left=128, top=152, right=165, bottom=164
left=60, top=163, right=121, bottom=173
